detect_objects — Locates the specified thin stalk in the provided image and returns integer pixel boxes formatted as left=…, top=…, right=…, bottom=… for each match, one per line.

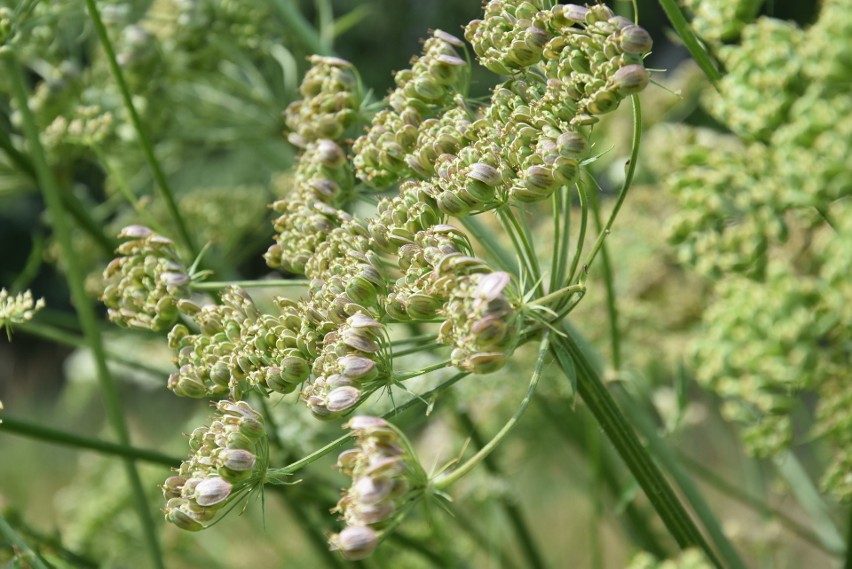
left=564, top=179, right=588, bottom=292
left=615, top=388, right=747, bottom=569
left=4, top=51, right=165, bottom=569
left=190, top=279, right=311, bottom=290
left=434, top=334, right=550, bottom=490
left=455, top=409, right=548, bottom=569
left=92, top=146, right=165, bottom=234
left=268, top=0, right=327, bottom=55
left=84, top=0, right=197, bottom=258
left=392, top=341, right=444, bottom=358
left=555, top=184, right=572, bottom=288
left=0, top=515, right=52, bottom=569
left=774, top=452, right=846, bottom=554
left=679, top=453, right=840, bottom=555
left=390, top=333, right=439, bottom=347
left=588, top=184, right=621, bottom=369
left=513, top=206, right=545, bottom=296
left=273, top=372, right=470, bottom=477
left=528, top=284, right=585, bottom=307
left=11, top=230, right=44, bottom=293
left=394, top=359, right=451, bottom=382
left=581, top=96, right=642, bottom=276
left=550, top=189, right=563, bottom=292
left=845, top=508, right=851, bottom=569
left=497, top=207, right=536, bottom=285
left=657, top=0, right=722, bottom=87
left=0, top=415, right=180, bottom=468
left=0, top=119, right=36, bottom=176
left=19, top=321, right=173, bottom=377
left=460, top=216, right=519, bottom=276
left=551, top=331, right=720, bottom=565
left=57, top=187, right=118, bottom=255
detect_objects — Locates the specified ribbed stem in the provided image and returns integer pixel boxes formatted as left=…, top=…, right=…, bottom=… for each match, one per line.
left=0, top=515, right=52, bottom=569
left=0, top=415, right=179, bottom=468
left=551, top=330, right=720, bottom=566
left=3, top=50, right=165, bottom=569
left=84, top=0, right=197, bottom=257
left=657, top=0, right=722, bottom=87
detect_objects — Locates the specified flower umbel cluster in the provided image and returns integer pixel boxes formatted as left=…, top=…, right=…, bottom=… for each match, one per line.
left=101, top=225, right=189, bottom=332
left=329, top=416, right=425, bottom=561
left=0, top=288, right=45, bottom=336
left=162, top=400, right=268, bottom=531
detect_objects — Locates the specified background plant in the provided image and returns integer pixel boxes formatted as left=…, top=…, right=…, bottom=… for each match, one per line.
left=0, top=1, right=848, bottom=568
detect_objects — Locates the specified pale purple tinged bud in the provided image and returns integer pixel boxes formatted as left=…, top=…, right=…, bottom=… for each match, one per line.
left=475, top=272, right=511, bottom=301
left=193, top=477, right=232, bottom=507
left=327, top=386, right=362, bottom=413
left=333, top=525, right=378, bottom=561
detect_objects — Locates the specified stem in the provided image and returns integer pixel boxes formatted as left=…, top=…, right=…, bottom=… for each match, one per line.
left=190, top=279, right=311, bottom=290
left=434, top=334, right=549, bottom=490
left=615, top=388, right=748, bottom=569
left=564, top=179, right=588, bottom=291
left=84, top=0, right=197, bottom=258
left=267, top=0, right=328, bottom=55
left=392, top=341, right=444, bottom=358
left=455, top=409, right=548, bottom=569
left=19, top=321, right=173, bottom=377
left=0, top=415, right=180, bottom=468
left=497, top=208, right=536, bottom=287
left=0, top=515, right=52, bottom=569
left=774, top=451, right=846, bottom=554
left=657, top=0, right=722, bottom=87
left=460, top=216, right=519, bottom=276
left=556, top=184, right=573, bottom=288
left=393, top=359, right=451, bottom=382
left=551, top=330, right=720, bottom=565
left=3, top=50, right=166, bottom=569
left=679, top=453, right=841, bottom=555
left=270, top=372, right=470, bottom=478
left=550, top=187, right=564, bottom=293
left=581, top=95, right=642, bottom=275
left=528, top=284, right=585, bottom=307
left=588, top=184, right=621, bottom=369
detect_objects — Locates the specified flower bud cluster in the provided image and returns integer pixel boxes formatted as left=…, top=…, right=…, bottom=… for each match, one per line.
left=329, top=416, right=421, bottom=560
left=0, top=288, right=45, bottom=332
left=304, top=314, right=390, bottom=418
left=285, top=56, right=359, bottom=146
left=163, top=400, right=267, bottom=531
left=706, top=18, right=805, bottom=142
left=353, top=31, right=469, bottom=188
left=369, top=190, right=521, bottom=372
left=102, top=225, right=190, bottom=332
left=539, top=4, right=652, bottom=124
left=168, top=286, right=312, bottom=399
left=439, top=271, right=519, bottom=374
left=465, top=0, right=551, bottom=75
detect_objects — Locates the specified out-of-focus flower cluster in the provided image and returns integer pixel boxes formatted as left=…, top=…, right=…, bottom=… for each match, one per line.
left=162, top=400, right=267, bottom=531
left=649, top=0, right=852, bottom=501
left=628, top=549, right=713, bottom=569
left=329, top=416, right=424, bottom=561
left=678, top=0, right=763, bottom=43
left=101, top=225, right=189, bottom=332
left=0, top=288, right=45, bottom=333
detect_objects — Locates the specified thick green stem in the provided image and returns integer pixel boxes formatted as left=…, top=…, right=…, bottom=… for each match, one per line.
left=0, top=515, right=52, bottom=569
left=615, top=389, right=747, bottom=569
left=657, top=0, right=722, bottom=87
left=434, top=334, right=549, bottom=490
left=84, top=0, right=197, bottom=258
left=0, top=415, right=180, bottom=468
left=551, top=330, right=720, bottom=566
left=3, top=51, right=165, bottom=569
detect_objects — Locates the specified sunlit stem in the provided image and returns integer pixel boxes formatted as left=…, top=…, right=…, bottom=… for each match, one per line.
left=432, top=334, right=550, bottom=491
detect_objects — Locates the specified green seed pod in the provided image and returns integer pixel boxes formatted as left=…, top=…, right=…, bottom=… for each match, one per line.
left=613, top=64, right=649, bottom=95
left=619, top=24, right=653, bottom=55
